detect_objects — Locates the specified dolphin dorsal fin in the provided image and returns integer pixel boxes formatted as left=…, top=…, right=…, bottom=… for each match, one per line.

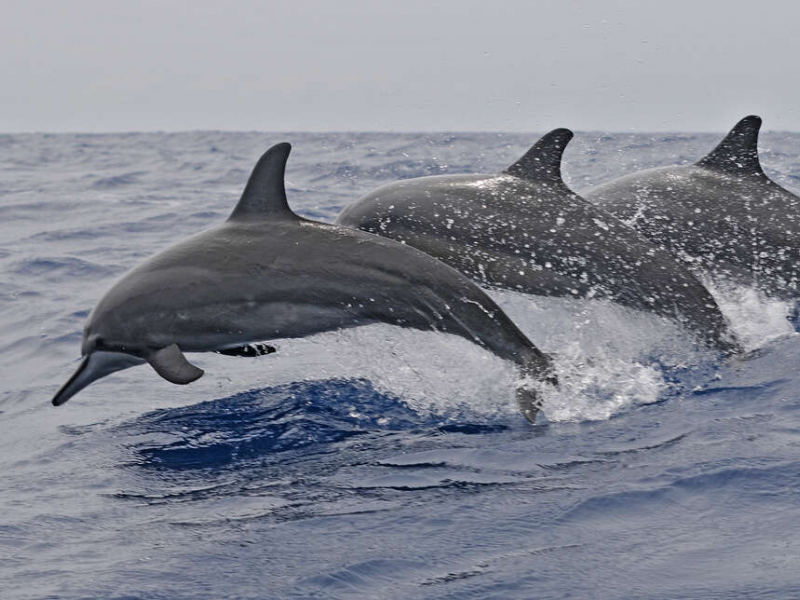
left=503, top=128, right=574, bottom=185
left=228, top=142, right=298, bottom=222
left=696, top=115, right=765, bottom=177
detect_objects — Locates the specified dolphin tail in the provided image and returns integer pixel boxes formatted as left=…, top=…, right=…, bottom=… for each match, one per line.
left=516, top=386, right=544, bottom=424
left=515, top=351, right=558, bottom=424
left=701, top=317, right=742, bottom=357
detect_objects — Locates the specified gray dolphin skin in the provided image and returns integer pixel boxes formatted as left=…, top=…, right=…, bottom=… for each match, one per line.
left=585, top=116, right=800, bottom=298
left=336, top=129, right=738, bottom=354
left=52, top=143, right=555, bottom=422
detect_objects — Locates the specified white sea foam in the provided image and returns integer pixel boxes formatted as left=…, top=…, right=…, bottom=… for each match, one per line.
left=488, top=291, right=710, bottom=422
left=702, top=278, right=796, bottom=352
left=181, top=289, right=718, bottom=425
left=186, top=324, right=519, bottom=421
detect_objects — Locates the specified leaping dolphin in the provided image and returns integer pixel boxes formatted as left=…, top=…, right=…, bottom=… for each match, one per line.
left=52, top=143, right=555, bottom=422
left=584, top=116, right=800, bottom=298
left=336, top=129, right=739, bottom=354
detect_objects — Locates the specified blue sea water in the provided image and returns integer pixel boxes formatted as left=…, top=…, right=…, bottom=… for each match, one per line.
left=2, top=130, right=800, bottom=599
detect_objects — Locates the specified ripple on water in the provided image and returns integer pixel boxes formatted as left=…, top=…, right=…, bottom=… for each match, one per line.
left=10, top=256, right=118, bottom=280
left=91, top=171, right=149, bottom=189
left=117, top=379, right=448, bottom=471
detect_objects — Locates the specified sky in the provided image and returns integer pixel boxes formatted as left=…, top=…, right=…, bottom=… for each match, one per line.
left=1, top=0, right=799, bottom=133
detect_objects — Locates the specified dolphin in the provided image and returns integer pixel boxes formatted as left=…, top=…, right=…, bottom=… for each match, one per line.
left=584, top=116, right=800, bottom=298
left=336, top=129, right=738, bottom=354
left=52, top=143, right=555, bottom=422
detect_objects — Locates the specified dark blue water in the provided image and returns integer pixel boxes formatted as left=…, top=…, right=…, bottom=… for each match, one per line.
left=2, top=131, right=800, bottom=599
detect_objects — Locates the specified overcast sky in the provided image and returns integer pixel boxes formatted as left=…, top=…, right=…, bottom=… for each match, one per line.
left=1, top=0, right=799, bottom=133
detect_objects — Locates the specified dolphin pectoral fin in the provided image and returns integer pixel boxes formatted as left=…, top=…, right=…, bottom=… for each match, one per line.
left=146, top=344, right=204, bottom=385
left=216, top=343, right=277, bottom=357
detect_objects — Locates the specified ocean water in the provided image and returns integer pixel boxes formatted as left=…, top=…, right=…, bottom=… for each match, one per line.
left=2, top=130, right=800, bottom=599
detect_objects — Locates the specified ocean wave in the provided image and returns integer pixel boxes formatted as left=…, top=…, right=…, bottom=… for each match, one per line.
left=4, top=131, right=800, bottom=599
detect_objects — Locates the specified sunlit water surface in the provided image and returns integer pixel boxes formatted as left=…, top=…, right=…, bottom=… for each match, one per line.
left=2, top=131, right=800, bottom=599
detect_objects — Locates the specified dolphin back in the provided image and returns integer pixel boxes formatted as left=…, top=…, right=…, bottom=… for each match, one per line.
left=586, top=115, right=800, bottom=298
left=338, top=130, right=739, bottom=355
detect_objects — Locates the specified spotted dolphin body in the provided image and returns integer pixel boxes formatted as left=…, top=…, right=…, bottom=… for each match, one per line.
left=584, top=116, right=800, bottom=298
left=52, top=143, right=554, bottom=422
left=336, top=129, right=738, bottom=354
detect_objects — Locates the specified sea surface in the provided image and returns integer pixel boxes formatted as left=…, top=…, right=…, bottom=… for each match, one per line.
left=2, top=129, right=800, bottom=599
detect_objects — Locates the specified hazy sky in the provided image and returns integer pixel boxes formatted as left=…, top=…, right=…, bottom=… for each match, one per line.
left=2, top=0, right=799, bottom=133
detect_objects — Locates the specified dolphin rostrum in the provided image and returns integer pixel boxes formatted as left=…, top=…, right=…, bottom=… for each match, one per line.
left=585, top=116, right=800, bottom=298
left=52, top=143, right=555, bottom=422
left=336, top=129, right=739, bottom=354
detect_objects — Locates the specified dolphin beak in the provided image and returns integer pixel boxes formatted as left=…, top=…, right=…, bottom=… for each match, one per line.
left=51, top=351, right=145, bottom=406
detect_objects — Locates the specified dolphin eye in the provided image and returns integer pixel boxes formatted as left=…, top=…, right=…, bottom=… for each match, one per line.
left=94, top=337, right=105, bottom=349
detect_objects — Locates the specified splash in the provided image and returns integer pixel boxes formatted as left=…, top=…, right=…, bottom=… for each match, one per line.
left=537, top=340, right=669, bottom=422
left=192, top=323, right=521, bottom=423
left=702, top=279, right=796, bottom=352
left=488, top=291, right=712, bottom=422
left=195, top=291, right=722, bottom=425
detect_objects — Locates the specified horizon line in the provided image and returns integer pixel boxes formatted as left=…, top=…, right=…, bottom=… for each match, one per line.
left=3, top=127, right=800, bottom=136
